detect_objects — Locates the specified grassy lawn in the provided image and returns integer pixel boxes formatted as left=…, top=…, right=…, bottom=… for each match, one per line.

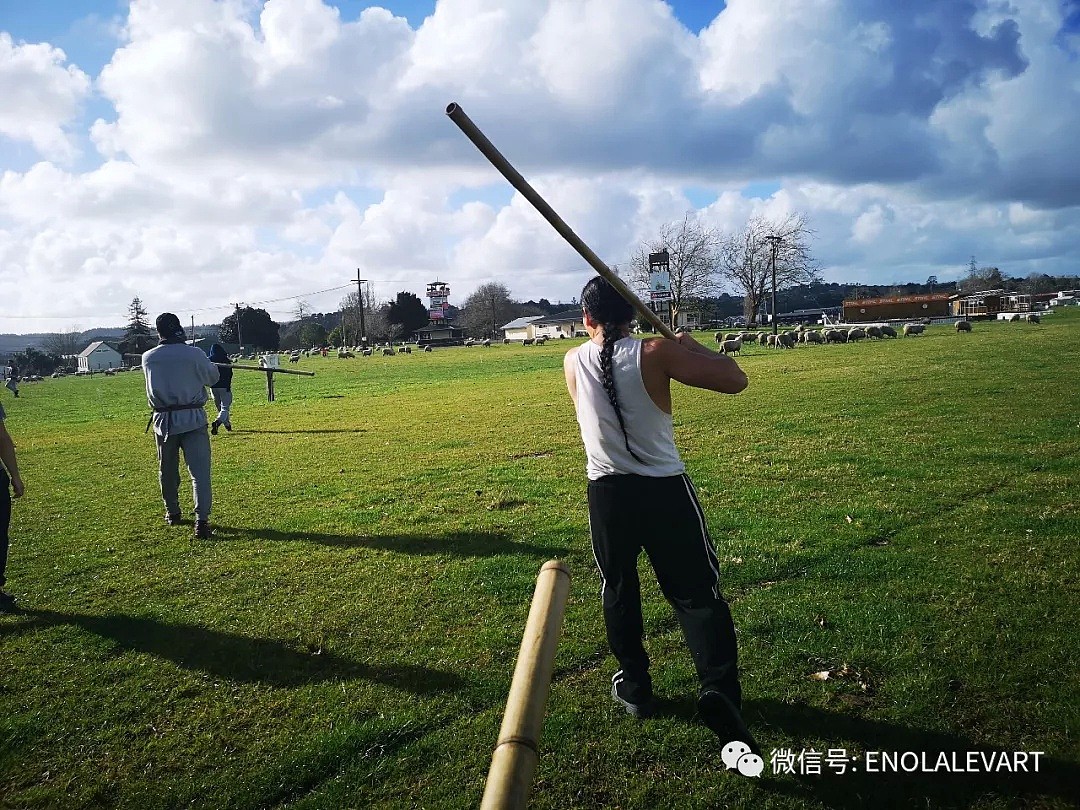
left=1, top=311, right=1078, bottom=808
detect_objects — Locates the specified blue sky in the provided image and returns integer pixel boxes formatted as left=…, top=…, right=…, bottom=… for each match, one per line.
left=0, top=1, right=1077, bottom=330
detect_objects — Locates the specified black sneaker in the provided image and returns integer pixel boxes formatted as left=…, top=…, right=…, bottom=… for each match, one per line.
left=223, top=421, right=231, bottom=432
left=611, top=675, right=657, bottom=719
left=698, top=690, right=760, bottom=755
left=194, top=520, right=212, bottom=540
left=164, top=511, right=182, bottom=526
left=210, top=419, right=220, bottom=435
left=0, top=590, right=17, bottom=612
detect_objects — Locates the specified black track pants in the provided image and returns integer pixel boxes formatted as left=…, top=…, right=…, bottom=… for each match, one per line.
left=0, top=468, right=10, bottom=588
left=588, top=473, right=741, bottom=707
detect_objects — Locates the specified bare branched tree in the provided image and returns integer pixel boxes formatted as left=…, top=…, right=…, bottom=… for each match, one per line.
left=718, top=213, right=818, bottom=325
left=626, top=214, right=723, bottom=324
left=42, top=327, right=82, bottom=357
left=293, top=299, right=311, bottom=321
left=461, top=282, right=515, bottom=338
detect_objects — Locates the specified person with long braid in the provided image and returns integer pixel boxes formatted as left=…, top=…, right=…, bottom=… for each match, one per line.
left=563, top=275, right=758, bottom=754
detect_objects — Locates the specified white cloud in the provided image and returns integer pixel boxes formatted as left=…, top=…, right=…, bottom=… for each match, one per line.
left=0, top=33, right=91, bottom=161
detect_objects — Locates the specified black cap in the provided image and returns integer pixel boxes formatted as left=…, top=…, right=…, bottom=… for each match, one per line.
left=156, top=312, right=186, bottom=340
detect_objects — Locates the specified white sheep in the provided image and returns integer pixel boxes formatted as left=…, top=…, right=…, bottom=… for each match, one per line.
left=721, top=338, right=742, bottom=355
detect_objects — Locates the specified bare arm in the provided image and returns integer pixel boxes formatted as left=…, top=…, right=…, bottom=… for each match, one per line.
left=0, top=420, right=24, bottom=498
left=646, top=333, right=748, bottom=394
left=563, top=347, right=579, bottom=405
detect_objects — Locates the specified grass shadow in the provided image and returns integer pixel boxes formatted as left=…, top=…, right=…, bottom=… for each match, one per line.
left=215, top=526, right=571, bottom=558
left=745, top=698, right=1079, bottom=807
left=8, top=610, right=465, bottom=693
left=227, top=429, right=368, bottom=435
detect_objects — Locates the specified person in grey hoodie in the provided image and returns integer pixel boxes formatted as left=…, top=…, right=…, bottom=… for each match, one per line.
left=142, top=313, right=220, bottom=539
left=206, top=343, right=233, bottom=434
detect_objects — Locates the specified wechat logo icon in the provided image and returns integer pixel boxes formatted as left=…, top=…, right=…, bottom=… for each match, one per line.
left=722, top=741, right=764, bottom=777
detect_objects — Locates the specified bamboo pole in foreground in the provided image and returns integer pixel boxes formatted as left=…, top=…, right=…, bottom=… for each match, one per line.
left=446, top=102, right=677, bottom=340
left=481, top=560, right=571, bottom=810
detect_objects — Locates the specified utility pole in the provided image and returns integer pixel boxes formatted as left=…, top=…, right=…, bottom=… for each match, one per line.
left=766, top=235, right=782, bottom=335
left=231, top=302, right=244, bottom=349
left=359, top=272, right=367, bottom=345
left=190, top=316, right=195, bottom=344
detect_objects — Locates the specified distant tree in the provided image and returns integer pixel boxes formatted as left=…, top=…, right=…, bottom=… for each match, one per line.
left=220, top=307, right=279, bottom=350
left=42, top=328, right=81, bottom=357
left=327, top=325, right=344, bottom=347
left=118, top=297, right=156, bottom=356
left=926, top=274, right=938, bottom=293
left=293, top=299, right=311, bottom=321
left=461, top=282, right=515, bottom=338
left=10, top=347, right=63, bottom=376
left=299, top=322, right=328, bottom=348
left=958, top=262, right=1007, bottom=293
left=626, top=214, right=723, bottom=325
left=717, top=213, right=818, bottom=325
left=1020, top=272, right=1057, bottom=296
left=387, top=291, right=429, bottom=336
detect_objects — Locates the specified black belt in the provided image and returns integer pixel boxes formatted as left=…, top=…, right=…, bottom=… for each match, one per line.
left=145, top=403, right=204, bottom=433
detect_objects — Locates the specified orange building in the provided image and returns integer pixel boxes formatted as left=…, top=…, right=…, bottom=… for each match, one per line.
left=842, top=292, right=953, bottom=322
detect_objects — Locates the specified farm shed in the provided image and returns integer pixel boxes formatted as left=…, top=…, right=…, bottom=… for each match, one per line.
left=949, top=290, right=1033, bottom=318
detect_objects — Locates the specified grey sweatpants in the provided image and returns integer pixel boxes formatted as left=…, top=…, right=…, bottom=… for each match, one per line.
left=211, top=388, right=232, bottom=424
left=156, top=428, right=212, bottom=520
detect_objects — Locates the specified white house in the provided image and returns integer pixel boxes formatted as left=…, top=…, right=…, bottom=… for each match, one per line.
left=533, top=309, right=588, bottom=339
left=500, top=316, right=545, bottom=341
left=78, top=341, right=123, bottom=372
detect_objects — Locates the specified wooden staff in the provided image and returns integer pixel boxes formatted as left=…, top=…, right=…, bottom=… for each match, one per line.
left=481, top=560, right=571, bottom=810
left=446, top=102, right=676, bottom=340
left=213, top=363, right=315, bottom=403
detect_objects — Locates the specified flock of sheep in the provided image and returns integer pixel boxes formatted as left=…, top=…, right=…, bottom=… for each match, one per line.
left=711, top=314, right=1037, bottom=356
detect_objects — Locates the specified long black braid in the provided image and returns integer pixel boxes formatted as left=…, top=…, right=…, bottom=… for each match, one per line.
left=581, top=276, right=644, bottom=464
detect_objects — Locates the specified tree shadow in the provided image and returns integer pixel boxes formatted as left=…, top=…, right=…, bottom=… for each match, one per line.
left=212, top=526, right=571, bottom=558
left=743, top=698, right=1079, bottom=807
left=7, top=610, right=464, bottom=693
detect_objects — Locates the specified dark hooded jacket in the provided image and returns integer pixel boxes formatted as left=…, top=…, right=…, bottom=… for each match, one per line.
left=207, top=344, right=233, bottom=390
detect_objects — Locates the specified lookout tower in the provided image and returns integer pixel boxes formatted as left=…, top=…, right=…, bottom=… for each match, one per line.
left=427, top=281, right=451, bottom=323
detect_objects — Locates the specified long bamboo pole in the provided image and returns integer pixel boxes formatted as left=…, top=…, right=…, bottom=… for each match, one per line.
left=218, top=363, right=315, bottom=377
left=446, top=103, right=677, bottom=340
left=481, top=560, right=571, bottom=810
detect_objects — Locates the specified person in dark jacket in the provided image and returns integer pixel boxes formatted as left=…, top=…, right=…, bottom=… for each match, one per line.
left=207, top=344, right=233, bottom=435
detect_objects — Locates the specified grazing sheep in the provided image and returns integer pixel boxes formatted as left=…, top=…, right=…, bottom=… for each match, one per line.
left=1027, top=313, right=1040, bottom=324
left=757, top=332, right=770, bottom=345
left=826, top=329, right=847, bottom=343
left=424, top=345, right=433, bottom=352
left=362, top=348, right=373, bottom=356
left=482, top=338, right=491, bottom=347
left=398, top=346, right=408, bottom=353
left=721, top=338, right=742, bottom=355
left=847, top=327, right=866, bottom=342
left=503, top=337, right=511, bottom=344
left=955, top=320, right=972, bottom=332
left=714, top=332, right=724, bottom=344
left=382, top=348, right=395, bottom=356
left=464, top=339, right=476, bottom=347
left=535, top=337, right=547, bottom=345
left=902, top=323, right=925, bottom=336
left=802, top=330, right=824, bottom=344
left=289, top=354, right=300, bottom=363
left=865, top=325, right=883, bottom=339
left=723, top=332, right=739, bottom=342
left=522, top=338, right=535, bottom=345
left=777, top=331, right=796, bottom=348
left=880, top=325, right=897, bottom=338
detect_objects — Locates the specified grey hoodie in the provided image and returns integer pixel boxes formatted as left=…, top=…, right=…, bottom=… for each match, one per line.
left=142, top=342, right=220, bottom=439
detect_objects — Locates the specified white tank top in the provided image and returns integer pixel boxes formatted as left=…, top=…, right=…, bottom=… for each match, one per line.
left=573, top=336, right=685, bottom=480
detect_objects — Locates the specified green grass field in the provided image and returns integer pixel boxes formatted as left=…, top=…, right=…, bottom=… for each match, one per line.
left=2, top=312, right=1078, bottom=809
